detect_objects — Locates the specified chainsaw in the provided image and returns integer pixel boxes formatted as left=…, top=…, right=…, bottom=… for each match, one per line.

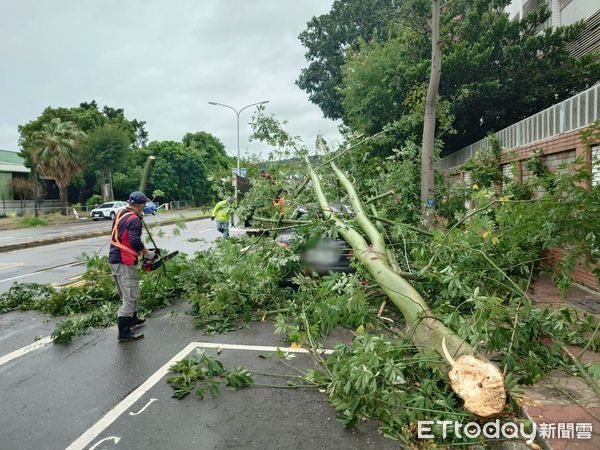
left=141, top=248, right=179, bottom=272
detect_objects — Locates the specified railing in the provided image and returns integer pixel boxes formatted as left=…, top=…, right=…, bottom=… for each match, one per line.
left=0, top=201, right=191, bottom=217
left=435, top=83, right=600, bottom=171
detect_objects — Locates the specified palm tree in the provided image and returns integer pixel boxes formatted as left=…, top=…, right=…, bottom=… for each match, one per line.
left=29, top=118, right=86, bottom=214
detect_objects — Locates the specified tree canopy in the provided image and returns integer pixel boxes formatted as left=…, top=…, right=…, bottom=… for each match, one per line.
left=296, top=0, right=399, bottom=120
left=28, top=118, right=86, bottom=210
left=18, top=100, right=229, bottom=206
left=19, top=100, right=147, bottom=156
left=84, top=123, right=132, bottom=178
left=145, top=136, right=230, bottom=205
left=298, top=0, right=599, bottom=155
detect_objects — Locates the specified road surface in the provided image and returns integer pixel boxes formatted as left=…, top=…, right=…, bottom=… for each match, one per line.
left=0, top=220, right=394, bottom=449
left=0, top=209, right=206, bottom=249
left=0, top=218, right=219, bottom=293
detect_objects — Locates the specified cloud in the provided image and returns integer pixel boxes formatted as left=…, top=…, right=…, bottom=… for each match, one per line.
left=0, top=0, right=340, bottom=159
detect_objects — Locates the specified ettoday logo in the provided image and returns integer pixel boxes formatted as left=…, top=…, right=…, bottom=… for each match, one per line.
left=417, top=420, right=593, bottom=444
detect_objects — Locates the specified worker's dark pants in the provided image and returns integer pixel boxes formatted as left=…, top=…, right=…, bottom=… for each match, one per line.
left=110, top=263, right=140, bottom=318
left=216, top=220, right=229, bottom=239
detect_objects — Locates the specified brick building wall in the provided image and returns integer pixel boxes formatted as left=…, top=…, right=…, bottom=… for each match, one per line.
left=446, top=126, right=599, bottom=291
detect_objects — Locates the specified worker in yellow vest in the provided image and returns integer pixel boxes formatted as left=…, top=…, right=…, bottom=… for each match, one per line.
left=211, top=197, right=234, bottom=239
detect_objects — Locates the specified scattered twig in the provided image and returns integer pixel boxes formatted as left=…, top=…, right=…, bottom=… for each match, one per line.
left=559, top=343, right=600, bottom=401
left=317, top=128, right=390, bottom=168
left=365, top=190, right=395, bottom=205
left=445, top=200, right=498, bottom=238
left=577, top=320, right=600, bottom=359
left=504, top=263, right=535, bottom=376
left=366, top=214, right=434, bottom=237
left=549, top=378, right=600, bottom=422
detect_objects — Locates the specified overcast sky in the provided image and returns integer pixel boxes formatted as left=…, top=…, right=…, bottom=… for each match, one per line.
left=0, top=0, right=340, bottom=159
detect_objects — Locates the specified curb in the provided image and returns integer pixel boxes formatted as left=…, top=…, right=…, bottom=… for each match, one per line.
left=0, top=215, right=211, bottom=253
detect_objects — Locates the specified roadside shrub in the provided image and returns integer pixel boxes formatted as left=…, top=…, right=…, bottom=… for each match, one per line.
left=18, top=216, right=48, bottom=227
left=86, top=194, right=102, bottom=207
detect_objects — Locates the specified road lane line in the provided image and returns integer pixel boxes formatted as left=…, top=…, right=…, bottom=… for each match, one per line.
left=0, top=336, right=53, bottom=367
left=66, top=342, right=333, bottom=450
left=0, top=263, right=24, bottom=270
left=0, top=261, right=84, bottom=284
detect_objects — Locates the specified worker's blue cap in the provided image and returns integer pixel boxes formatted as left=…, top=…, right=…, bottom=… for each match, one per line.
left=128, top=191, right=148, bottom=205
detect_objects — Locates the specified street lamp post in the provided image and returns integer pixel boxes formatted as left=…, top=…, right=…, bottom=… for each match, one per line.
left=208, top=100, right=269, bottom=200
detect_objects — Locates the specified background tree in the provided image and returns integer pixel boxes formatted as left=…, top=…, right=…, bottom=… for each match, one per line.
left=182, top=131, right=230, bottom=170
left=302, top=0, right=599, bottom=157
left=11, top=177, right=35, bottom=212
left=84, top=124, right=132, bottom=200
left=296, top=0, right=399, bottom=120
left=19, top=101, right=147, bottom=203
left=27, top=118, right=86, bottom=213
left=146, top=141, right=209, bottom=205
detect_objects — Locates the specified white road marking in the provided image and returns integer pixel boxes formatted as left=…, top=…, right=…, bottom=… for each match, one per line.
left=0, top=261, right=83, bottom=284
left=0, top=236, right=15, bottom=241
left=0, top=262, right=24, bottom=270
left=0, top=336, right=53, bottom=367
left=65, top=342, right=198, bottom=450
left=66, top=342, right=333, bottom=450
left=89, top=436, right=121, bottom=450
left=128, top=398, right=157, bottom=416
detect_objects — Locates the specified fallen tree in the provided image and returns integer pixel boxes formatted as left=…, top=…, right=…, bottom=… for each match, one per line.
left=304, top=154, right=506, bottom=417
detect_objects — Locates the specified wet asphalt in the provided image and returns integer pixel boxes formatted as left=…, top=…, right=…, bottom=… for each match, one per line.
left=0, top=210, right=206, bottom=248
left=0, top=223, right=400, bottom=450
left=0, top=218, right=218, bottom=294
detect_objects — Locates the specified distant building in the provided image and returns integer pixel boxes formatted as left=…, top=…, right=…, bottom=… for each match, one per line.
left=0, top=149, right=60, bottom=216
left=0, top=149, right=30, bottom=200
left=507, top=0, right=599, bottom=57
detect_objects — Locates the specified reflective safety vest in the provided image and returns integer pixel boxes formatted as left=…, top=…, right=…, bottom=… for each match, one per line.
left=110, top=210, right=141, bottom=258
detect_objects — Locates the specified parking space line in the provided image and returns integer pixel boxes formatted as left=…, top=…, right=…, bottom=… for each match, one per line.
left=66, top=342, right=333, bottom=450
left=0, top=336, right=53, bottom=367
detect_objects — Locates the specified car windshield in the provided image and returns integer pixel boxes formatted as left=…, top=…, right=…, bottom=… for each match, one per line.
left=99, top=203, right=115, bottom=209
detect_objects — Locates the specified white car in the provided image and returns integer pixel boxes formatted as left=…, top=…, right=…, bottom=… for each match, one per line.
left=90, top=201, right=128, bottom=221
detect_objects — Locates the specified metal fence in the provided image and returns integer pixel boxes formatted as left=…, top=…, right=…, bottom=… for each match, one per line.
left=1, top=200, right=192, bottom=218
left=435, top=83, right=600, bottom=171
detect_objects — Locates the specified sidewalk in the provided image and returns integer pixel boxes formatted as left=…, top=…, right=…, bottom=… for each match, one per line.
left=519, top=278, right=600, bottom=449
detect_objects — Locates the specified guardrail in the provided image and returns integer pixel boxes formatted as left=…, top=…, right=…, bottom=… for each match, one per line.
left=435, top=83, right=600, bottom=171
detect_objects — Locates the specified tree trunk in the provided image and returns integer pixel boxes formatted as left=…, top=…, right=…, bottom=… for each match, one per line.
left=32, top=168, right=39, bottom=218
left=58, top=184, right=69, bottom=215
left=108, top=170, right=115, bottom=201
left=305, top=156, right=506, bottom=417
left=100, top=172, right=107, bottom=201
left=420, top=0, right=442, bottom=229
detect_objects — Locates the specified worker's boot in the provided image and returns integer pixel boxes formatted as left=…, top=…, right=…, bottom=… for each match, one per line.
left=131, top=312, right=146, bottom=329
left=118, top=316, right=144, bottom=342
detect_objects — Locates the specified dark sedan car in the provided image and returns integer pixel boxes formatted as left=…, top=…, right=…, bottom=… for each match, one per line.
left=275, top=203, right=355, bottom=275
